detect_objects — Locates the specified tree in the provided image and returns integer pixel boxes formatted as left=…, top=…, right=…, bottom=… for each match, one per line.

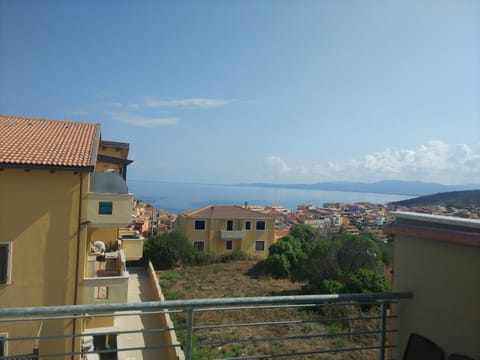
left=143, top=231, right=195, bottom=269
left=289, top=224, right=319, bottom=252
left=266, top=236, right=306, bottom=278
left=297, top=234, right=384, bottom=294
left=336, top=235, right=381, bottom=274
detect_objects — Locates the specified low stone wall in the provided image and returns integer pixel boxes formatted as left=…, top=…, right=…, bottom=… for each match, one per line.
left=147, top=261, right=185, bottom=360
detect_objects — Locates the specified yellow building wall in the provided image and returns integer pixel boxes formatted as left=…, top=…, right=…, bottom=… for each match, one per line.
left=176, top=216, right=275, bottom=258
left=96, top=160, right=122, bottom=173
left=392, top=234, right=480, bottom=359
left=98, top=145, right=127, bottom=159
left=0, top=168, right=90, bottom=356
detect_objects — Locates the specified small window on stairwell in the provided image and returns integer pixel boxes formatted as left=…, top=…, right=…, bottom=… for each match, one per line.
left=245, top=221, right=251, bottom=230
left=226, top=240, right=233, bottom=250
left=98, top=201, right=113, bottom=215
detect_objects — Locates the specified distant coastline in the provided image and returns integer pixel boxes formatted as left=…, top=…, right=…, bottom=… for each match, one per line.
left=235, top=180, right=479, bottom=197
left=127, top=180, right=414, bottom=214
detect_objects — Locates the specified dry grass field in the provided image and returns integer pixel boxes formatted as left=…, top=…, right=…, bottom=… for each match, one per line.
left=158, top=260, right=381, bottom=360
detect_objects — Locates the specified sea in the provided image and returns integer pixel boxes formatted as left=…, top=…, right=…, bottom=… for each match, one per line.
left=127, top=180, right=413, bottom=214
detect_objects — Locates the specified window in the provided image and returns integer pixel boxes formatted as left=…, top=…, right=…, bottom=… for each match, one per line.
left=245, top=221, right=251, bottom=230
left=256, top=221, right=266, bottom=230
left=0, top=243, right=11, bottom=285
left=0, top=334, right=6, bottom=357
left=98, top=201, right=113, bottom=215
left=193, top=241, right=205, bottom=251
left=194, top=220, right=206, bottom=230
left=226, top=240, right=233, bottom=250
left=227, top=220, right=233, bottom=231
left=94, top=286, right=108, bottom=300
left=255, top=241, right=265, bottom=251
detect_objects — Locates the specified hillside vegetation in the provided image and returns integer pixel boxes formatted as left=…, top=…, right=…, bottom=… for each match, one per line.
left=390, top=189, right=480, bottom=208
left=159, top=261, right=382, bottom=360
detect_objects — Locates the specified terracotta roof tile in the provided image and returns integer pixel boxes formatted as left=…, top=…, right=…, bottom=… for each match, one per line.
left=0, top=114, right=99, bottom=168
left=182, top=205, right=272, bottom=219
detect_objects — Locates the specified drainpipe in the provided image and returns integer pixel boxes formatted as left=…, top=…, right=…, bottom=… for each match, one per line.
left=72, top=171, right=84, bottom=360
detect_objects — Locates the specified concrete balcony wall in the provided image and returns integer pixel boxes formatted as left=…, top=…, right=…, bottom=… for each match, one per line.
left=82, top=273, right=129, bottom=304
left=220, top=230, right=244, bottom=240
left=386, top=212, right=480, bottom=359
left=121, top=238, right=144, bottom=261
left=86, top=193, right=133, bottom=227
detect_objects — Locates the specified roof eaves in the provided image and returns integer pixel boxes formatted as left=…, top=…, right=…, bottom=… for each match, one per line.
left=90, top=124, right=101, bottom=168
left=0, top=163, right=95, bottom=172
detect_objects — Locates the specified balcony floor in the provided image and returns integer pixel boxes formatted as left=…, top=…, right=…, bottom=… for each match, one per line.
left=95, top=259, right=121, bottom=277
left=114, top=268, right=172, bottom=360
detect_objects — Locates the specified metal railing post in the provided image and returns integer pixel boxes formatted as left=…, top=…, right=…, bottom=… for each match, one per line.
left=185, top=308, right=195, bottom=360
left=379, top=301, right=388, bottom=360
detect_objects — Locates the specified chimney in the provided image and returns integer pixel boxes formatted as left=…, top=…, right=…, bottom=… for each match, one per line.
left=244, top=201, right=248, bottom=209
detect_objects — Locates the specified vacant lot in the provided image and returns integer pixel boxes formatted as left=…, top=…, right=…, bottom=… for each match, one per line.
left=158, top=260, right=380, bottom=360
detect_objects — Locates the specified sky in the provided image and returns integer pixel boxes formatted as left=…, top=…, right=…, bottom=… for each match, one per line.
left=1, top=1, right=479, bottom=185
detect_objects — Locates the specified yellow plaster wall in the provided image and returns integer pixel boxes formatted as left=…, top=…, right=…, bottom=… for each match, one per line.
left=393, top=235, right=480, bottom=359
left=0, top=168, right=90, bottom=356
left=98, top=145, right=126, bottom=159
left=96, top=160, right=122, bottom=173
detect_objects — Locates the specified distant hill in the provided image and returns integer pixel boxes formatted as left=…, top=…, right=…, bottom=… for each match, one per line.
left=243, top=180, right=478, bottom=196
left=389, top=190, right=480, bottom=208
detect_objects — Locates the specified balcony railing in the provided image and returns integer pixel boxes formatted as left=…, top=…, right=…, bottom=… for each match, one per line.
left=89, top=172, right=128, bottom=194
left=0, top=292, right=412, bottom=360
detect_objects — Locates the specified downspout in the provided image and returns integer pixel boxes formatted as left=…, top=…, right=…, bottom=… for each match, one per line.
left=72, top=171, right=84, bottom=360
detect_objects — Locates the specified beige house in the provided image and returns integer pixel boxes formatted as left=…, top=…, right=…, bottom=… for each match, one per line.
left=175, top=205, right=276, bottom=258
left=0, top=115, right=143, bottom=358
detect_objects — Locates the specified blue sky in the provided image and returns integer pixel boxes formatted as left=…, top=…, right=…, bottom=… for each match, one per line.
left=1, top=1, right=479, bottom=185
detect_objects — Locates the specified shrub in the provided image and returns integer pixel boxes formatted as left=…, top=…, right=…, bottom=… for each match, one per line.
left=266, top=253, right=291, bottom=278
left=344, top=269, right=390, bottom=294
left=143, top=231, right=195, bottom=269
left=192, top=250, right=214, bottom=266
left=266, top=236, right=307, bottom=278
left=220, top=250, right=248, bottom=263
left=318, top=279, right=344, bottom=294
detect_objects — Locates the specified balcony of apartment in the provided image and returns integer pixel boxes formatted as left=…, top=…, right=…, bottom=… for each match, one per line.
left=219, top=229, right=244, bottom=240
left=0, top=213, right=478, bottom=360
left=83, top=247, right=129, bottom=305
left=118, top=228, right=145, bottom=261
left=86, top=172, right=134, bottom=227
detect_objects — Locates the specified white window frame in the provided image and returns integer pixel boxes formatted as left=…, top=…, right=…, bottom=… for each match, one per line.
left=194, top=220, right=206, bottom=231
left=255, top=240, right=265, bottom=252
left=244, top=220, right=252, bottom=231
left=226, top=220, right=234, bottom=231
left=225, top=240, right=233, bottom=250
left=0, top=242, right=12, bottom=285
left=193, top=241, right=205, bottom=251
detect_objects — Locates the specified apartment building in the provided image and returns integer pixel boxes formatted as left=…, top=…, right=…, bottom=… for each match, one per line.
left=0, top=115, right=142, bottom=357
left=175, top=205, right=276, bottom=258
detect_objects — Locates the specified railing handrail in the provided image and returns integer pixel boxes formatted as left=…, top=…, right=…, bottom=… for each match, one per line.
left=0, top=291, right=413, bottom=317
